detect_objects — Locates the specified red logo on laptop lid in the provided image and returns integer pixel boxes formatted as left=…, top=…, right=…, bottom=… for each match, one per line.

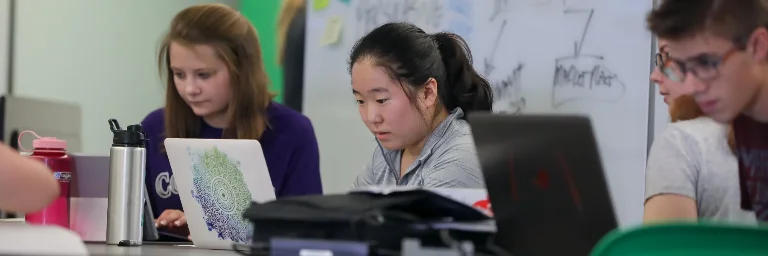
left=473, top=199, right=493, bottom=217
left=534, top=168, right=550, bottom=189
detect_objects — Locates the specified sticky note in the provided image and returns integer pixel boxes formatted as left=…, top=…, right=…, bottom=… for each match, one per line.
left=320, top=16, right=344, bottom=46
left=313, top=0, right=330, bottom=11
left=338, top=0, right=351, bottom=5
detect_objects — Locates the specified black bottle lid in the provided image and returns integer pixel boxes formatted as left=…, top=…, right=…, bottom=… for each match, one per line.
left=109, top=119, right=147, bottom=147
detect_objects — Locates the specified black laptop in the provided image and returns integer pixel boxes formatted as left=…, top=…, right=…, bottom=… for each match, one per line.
left=468, top=113, right=618, bottom=256
left=143, top=184, right=191, bottom=244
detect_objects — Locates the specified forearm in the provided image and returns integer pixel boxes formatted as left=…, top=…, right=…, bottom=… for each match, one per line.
left=643, top=194, right=698, bottom=223
left=0, top=145, right=60, bottom=213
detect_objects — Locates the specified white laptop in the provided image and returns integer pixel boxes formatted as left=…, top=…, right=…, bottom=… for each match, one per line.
left=164, top=138, right=276, bottom=250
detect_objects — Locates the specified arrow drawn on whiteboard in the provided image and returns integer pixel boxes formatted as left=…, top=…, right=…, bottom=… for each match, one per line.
left=552, top=9, right=626, bottom=108
left=481, top=19, right=526, bottom=114
left=567, top=8, right=592, bottom=57
left=483, top=19, right=507, bottom=77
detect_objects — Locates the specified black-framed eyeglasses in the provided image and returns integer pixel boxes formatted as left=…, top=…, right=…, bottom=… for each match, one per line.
left=655, top=51, right=669, bottom=69
left=655, top=51, right=683, bottom=82
left=669, top=47, right=739, bottom=83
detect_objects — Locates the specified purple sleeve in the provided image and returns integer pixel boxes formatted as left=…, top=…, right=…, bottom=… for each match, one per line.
left=140, top=109, right=165, bottom=215
left=280, top=121, right=323, bottom=197
left=140, top=110, right=162, bottom=175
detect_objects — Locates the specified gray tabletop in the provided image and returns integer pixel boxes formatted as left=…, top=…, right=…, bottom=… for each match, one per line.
left=86, top=243, right=244, bottom=256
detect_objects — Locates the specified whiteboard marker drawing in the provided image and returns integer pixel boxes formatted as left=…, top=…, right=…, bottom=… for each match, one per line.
left=489, top=0, right=509, bottom=22
left=483, top=19, right=526, bottom=114
left=355, top=0, right=444, bottom=38
left=492, top=63, right=527, bottom=114
left=552, top=8, right=625, bottom=108
left=489, top=0, right=553, bottom=22
left=482, top=19, right=507, bottom=77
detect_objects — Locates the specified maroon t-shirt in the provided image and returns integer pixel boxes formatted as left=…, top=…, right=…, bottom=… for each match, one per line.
left=733, top=115, right=768, bottom=221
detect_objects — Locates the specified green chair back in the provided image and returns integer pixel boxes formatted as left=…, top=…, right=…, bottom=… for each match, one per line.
left=590, top=221, right=768, bottom=256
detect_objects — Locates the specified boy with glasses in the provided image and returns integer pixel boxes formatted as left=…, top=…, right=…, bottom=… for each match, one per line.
left=647, top=0, right=768, bottom=221
left=644, top=40, right=755, bottom=224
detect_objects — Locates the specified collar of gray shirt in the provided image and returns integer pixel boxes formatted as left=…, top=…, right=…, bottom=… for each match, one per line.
left=374, top=107, right=479, bottom=186
left=354, top=107, right=485, bottom=188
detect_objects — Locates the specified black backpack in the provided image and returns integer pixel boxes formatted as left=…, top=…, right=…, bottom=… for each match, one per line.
left=241, top=190, right=493, bottom=255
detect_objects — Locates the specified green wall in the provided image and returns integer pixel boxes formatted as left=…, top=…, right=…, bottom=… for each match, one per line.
left=241, top=0, right=284, bottom=102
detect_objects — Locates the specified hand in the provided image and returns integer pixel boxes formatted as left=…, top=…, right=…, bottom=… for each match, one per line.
left=155, top=209, right=187, bottom=228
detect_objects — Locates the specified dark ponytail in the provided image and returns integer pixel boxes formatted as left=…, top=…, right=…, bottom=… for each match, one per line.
left=349, top=22, right=494, bottom=119
left=432, top=32, right=493, bottom=113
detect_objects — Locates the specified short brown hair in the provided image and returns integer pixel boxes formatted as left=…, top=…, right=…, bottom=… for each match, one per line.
left=158, top=4, right=274, bottom=141
left=647, top=0, right=768, bottom=47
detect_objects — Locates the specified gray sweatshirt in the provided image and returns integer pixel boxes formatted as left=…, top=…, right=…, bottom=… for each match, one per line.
left=353, top=108, right=486, bottom=188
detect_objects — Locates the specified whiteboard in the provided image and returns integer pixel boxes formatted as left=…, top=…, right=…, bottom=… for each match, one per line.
left=304, top=0, right=653, bottom=227
left=0, top=0, right=9, bottom=96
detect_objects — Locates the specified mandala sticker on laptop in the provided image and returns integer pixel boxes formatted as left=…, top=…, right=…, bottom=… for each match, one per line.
left=188, top=146, right=253, bottom=243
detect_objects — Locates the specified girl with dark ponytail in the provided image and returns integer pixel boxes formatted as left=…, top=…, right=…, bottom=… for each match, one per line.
left=349, top=22, right=492, bottom=188
left=431, top=32, right=494, bottom=113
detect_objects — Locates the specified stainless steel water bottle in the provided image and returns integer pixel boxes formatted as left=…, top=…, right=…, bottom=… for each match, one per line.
left=106, top=119, right=147, bottom=246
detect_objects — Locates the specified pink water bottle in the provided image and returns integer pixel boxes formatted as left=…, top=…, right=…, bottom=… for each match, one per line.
left=19, top=130, right=72, bottom=229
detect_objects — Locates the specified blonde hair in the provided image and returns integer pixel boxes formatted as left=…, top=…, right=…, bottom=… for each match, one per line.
left=159, top=4, right=274, bottom=142
left=276, top=0, right=306, bottom=65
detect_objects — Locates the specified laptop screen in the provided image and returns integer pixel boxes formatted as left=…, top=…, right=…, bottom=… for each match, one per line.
left=468, top=113, right=617, bottom=256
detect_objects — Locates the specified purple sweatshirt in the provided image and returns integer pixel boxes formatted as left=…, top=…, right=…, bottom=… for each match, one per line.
left=140, top=102, right=322, bottom=217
